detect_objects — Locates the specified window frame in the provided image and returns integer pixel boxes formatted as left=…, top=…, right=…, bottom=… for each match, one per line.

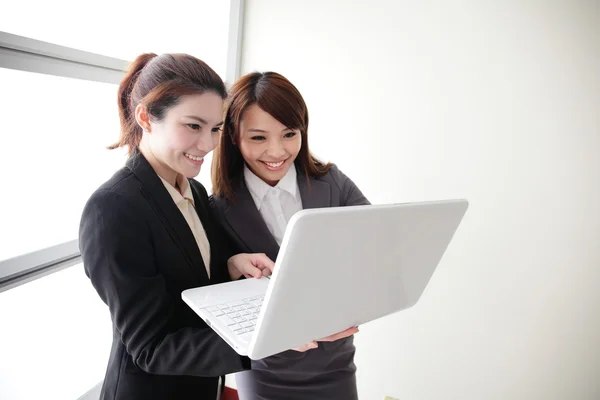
left=0, top=31, right=127, bottom=84
left=0, top=0, right=246, bottom=294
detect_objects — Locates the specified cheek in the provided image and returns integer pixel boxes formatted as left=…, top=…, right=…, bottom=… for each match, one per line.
left=240, top=140, right=269, bottom=163
left=153, top=125, right=176, bottom=146
left=148, top=128, right=172, bottom=154
left=238, top=142, right=255, bottom=163
left=171, top=129, right=196, bottom=151
left=289, top=138, right=302, bottom=156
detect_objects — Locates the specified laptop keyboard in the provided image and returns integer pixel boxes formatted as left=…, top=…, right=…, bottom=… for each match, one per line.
left=205, top=295, right=264, bottom=335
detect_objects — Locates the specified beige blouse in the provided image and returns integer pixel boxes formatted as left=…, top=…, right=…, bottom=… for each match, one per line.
left=159, top=174, right=211, bottom=278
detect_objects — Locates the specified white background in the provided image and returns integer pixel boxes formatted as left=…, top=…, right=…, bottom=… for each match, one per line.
left=239, top=1, right=600, bottom=399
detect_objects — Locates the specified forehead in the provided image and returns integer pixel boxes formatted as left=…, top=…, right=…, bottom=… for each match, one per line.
left=166, top=92, right=224, bottom=124
left=240, top=104, right=288, bottom=133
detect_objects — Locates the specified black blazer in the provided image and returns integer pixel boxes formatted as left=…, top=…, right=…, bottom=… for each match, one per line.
left=79, top=151, right=249, bottom=400
left=208, top=164, right=370, bottom=399
left=209, top=163, right=370, bottom=273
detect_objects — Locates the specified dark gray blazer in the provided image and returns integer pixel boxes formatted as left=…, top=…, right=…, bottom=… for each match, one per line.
left=79, top=151, right=250, bottom=400
left=210, top=163, right=369, bottom=400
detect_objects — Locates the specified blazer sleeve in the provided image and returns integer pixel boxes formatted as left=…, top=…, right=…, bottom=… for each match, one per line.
left=79, top=189, right=250, bottom=377
left=208, top=195, right=243, bottom=262
left=331, top=165, right=371, bottom=206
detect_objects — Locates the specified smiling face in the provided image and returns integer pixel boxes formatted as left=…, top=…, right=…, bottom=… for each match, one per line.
left=238, top=104, right=302, bottom=186
left=138, top=92, right=224, bottom=186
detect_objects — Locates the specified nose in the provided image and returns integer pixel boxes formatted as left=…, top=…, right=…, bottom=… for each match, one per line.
left=195, top=131, right=216, bottom=153
left=266, top=139, right=286, bottom=159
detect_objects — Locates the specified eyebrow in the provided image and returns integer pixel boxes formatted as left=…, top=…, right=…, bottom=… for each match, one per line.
left=184, top=116, right=224, bottom=127
left=247, top=127, right=294, bottom=133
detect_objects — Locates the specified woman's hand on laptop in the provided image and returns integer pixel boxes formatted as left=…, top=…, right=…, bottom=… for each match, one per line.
left=317, top=326, right=359, bottom=342
left=227, top=253, right=275, bottom=280
left=291, top=327, right=359, bottom=352
left=291, top=341, right=319, bottom=352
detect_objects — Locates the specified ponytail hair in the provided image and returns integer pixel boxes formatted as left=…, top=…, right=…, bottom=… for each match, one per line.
left=109, top=53, right=227, bottom=154
left=110, top=53, right=157, bottom=153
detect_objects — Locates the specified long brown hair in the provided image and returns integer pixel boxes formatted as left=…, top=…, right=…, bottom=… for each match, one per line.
left=110, top=53, right=227, bottom=154
left=212, top=72, right=331, bottom=201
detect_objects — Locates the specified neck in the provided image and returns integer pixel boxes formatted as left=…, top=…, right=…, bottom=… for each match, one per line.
left=139, top=139, right=177, bottom=187
left=265, top=178, right=279, bottom=187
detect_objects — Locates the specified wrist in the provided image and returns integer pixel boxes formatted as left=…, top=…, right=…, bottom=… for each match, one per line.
left=227, top=255, right=243, bottom=280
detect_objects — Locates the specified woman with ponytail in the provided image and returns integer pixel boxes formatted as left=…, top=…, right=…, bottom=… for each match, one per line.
left=79, top=53, right=273, bottom=400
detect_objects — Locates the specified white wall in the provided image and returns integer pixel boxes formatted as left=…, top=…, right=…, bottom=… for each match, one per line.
left=240, top=1, right=600, bottom=399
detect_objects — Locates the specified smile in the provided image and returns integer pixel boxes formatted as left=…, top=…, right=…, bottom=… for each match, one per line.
left=261, top=160, right=285, bottom=168
left=184, top=153, right=204, bottom=162
left=259, top=159, right=288, bottom=171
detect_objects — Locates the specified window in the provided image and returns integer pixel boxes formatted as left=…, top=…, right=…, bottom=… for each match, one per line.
left=0, top=68, right=124, bottom=263
left=0, top=0, right=231, bottom=78
left=0, top=1, right=239, bottom=397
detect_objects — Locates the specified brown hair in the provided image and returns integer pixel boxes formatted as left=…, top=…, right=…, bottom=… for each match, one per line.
left=212, top=71, right=331, bottom=200
left=110, top=53, right=227, bottom=154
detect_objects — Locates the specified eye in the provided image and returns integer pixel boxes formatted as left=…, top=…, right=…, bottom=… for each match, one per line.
left=251, top=135, right=266, bottom=141
left=211, top=126, right=222, bottom=133
left=284, top=131, right=297, bottom=138
left=187, top=124, right=201, bottom=131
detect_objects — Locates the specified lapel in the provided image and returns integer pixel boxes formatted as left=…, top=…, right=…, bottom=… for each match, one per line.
left=224, top=177, right=280, bottom=261
left=189, top=181, right=219, bottom=280
left=126, top=151, right=209, bottom=282
left=222, top=167, right=332, bottom=262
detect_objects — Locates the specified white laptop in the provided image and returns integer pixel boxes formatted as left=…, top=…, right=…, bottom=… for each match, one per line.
left=182, top=199, right=468, bottom=360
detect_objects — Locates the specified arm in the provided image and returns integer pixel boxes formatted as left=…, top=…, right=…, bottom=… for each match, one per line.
left=79, top=189, right=250, bottom=377
left=212, top=222, right=251, bottom=281
left=208, top=195, right=274, bottom=281
left=208, top=194, right=239, bottom=280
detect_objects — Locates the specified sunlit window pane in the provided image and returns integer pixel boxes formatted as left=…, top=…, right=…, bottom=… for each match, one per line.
left=0, top=68, right=126, bottom=262
left=0, top=0, right=230, bottom=77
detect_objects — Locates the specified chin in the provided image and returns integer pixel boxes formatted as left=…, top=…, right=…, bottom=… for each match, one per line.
left=263, top=168, right=288, bottom=182
left=182, top=165, right=201, bottom=179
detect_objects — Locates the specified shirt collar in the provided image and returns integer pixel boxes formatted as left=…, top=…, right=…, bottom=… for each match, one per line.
left=158, top=173, right=195, bottom=206
left=244, top=163, right=298, bottom=209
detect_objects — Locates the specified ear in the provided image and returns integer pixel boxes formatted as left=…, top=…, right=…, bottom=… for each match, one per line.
left=134, top=104, right=151, bottom=133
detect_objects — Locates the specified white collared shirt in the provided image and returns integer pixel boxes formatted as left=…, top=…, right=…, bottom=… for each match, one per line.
left=159, top=174, right=211, bottom=278
left=244, top=163, right=303, bottom=245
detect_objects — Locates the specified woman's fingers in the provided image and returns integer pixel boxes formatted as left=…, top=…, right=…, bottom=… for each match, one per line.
left=291, top=341, right=319, bottom=352
left=317, top=327, right=359, bottom=342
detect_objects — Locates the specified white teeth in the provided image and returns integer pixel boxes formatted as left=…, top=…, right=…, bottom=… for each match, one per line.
left=185, top=153, right=203, bottom=161
left=264, top=161, right=284, bottom=168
